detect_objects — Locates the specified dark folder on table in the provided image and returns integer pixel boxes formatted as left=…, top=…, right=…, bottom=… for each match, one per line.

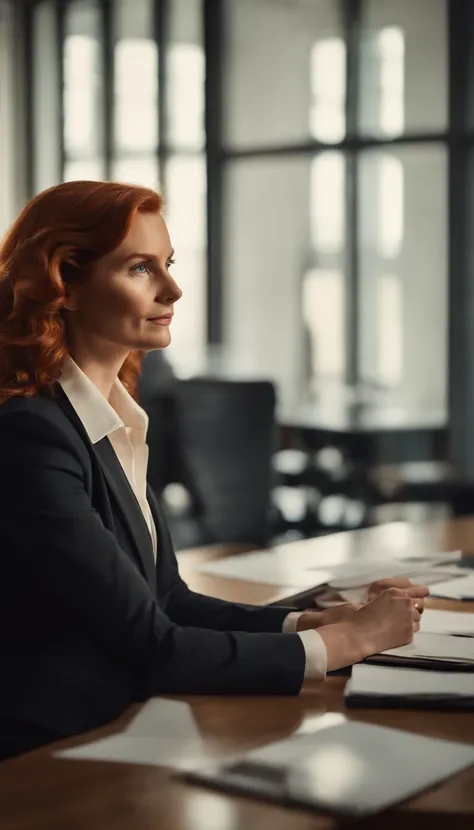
left=184, top=719, right=474, bottom=819
left=345, top=663, right=474, bottom=710
left=364, top=631, right=474, bottom=672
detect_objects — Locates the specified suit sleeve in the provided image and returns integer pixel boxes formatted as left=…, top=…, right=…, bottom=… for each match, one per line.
left=150, top=496, right=299, bottom=633
left=0, top=411, right=305, bottom=697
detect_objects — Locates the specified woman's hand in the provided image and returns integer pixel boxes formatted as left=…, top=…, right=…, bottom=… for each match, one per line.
left=352, top=588, right=420, bottom=657
left=367, top=577, right=429, bottom=613
left=314, top=588, right=421, bottom=673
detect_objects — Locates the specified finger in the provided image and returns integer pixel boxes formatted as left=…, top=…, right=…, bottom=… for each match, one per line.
left=371, top=577, right=412, bottom=590
left=412, top=608, right=421, bottom=623
left=403, top=585, right=430, bottom=598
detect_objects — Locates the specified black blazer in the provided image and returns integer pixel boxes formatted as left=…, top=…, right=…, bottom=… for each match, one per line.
left=0, top=388, right=305, bottom=761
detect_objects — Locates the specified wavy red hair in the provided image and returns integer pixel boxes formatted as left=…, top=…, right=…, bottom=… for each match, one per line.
left=0, top=180, right=163, bottom=403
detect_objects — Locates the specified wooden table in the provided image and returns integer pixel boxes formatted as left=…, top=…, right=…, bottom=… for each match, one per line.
left=2, top=520, right=474, bottom=830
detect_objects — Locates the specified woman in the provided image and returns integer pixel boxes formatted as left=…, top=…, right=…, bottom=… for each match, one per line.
left=0, top=181, right=427, bottom=761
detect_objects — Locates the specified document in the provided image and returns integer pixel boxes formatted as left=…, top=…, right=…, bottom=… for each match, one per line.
left=430, top=572, right=474, bottom=600
left=184, top=720, right=474, bottom=819
left=421, top=609, right=474, bottom=637
left=56, top=699, right=218, bottom=770
left=324, top=555, right=462, bottom=591
left=198, top=549, right=462, bottom=591
left=346, top=663, right=474, bottom=708
left=198, top=550, right=330, bottom=588
left=368, top=631, right=474, bottom=668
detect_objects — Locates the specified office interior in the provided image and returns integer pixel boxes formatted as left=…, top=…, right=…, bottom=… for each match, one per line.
left=1, top=0, right=472, bottom=553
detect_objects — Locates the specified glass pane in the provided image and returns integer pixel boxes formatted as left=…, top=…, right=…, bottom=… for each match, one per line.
left=223, top=0, right=344, bottom=149
left=359, top=0, right=447, bottom=136
left=64, top=158, right=105, bottom=182
left=167, top=0, right=205, bottom=150
left=358, top=145, right=448, bottom=408
left=111, top=157, right=159, bottom=189
left=63, top=1, right=103, bottom=159
left=309, top=38, right=346, bottom=143
left=310, top=153, right=345, bottom=254
left=164, top=155, right=207, bottom=369
left=113, top=0, right=158, bottom=153
left=303, top=269, right=345, bottom=380
left=223, top=155, right=344, bottom=405
left=305, top=152, right=346, bottom=381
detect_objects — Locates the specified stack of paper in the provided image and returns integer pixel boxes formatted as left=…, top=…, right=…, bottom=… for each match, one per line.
left=421, top=609, right=474, bottom=637
left=198, top=550, right=331, bottom=588
left=430, top=572, right=474, bottom=600
left=345, top=663, right=474, bottom=710
left=366, top=631, right=474, bottom=670
left=197, top=548, right=464, bottom=598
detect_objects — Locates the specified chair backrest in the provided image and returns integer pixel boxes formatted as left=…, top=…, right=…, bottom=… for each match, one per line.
left=172, top=378, right=277, bottom=545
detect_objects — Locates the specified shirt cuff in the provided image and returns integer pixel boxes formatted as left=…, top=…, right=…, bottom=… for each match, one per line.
left=297, top=629, right=328, bottom=681
left=281, top=611, right=303, bottom=633
left=281, top=613, right=327, bottom=681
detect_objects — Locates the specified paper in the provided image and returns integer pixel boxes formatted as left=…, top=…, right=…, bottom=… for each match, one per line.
left=421, top=609, right=474, bottom=637
left=199, top=550, right=330, bottom=588
left=55, top=733, right=217, bottom=770
left=198, top=549, right=462, bottom=591
left=324, top=555, right=462, bottom=591
left=430, top=572, right=474, bottom=600
left=381, top=631, right=474, bottom=664
left=348, top=663, right=474, bottom=699
left=125, top=698, right=202, bottom=739
left=56, top=698, right=217, bottom=770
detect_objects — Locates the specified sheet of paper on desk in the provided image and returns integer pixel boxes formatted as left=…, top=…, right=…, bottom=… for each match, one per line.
left=381, top=631, right=474, bottom=664
left=348, top=663, right=474, bottom=700
left=198, top=551, right=331, bottom=588
left=333, top=567, right=467, bottom=605
left=320, top=553, right=462, bottom=591
left=421, top=609, right=474, bottom=637
left=56, top=699, right=218, bottom=770
left=430, top=572, right=474, bottom=600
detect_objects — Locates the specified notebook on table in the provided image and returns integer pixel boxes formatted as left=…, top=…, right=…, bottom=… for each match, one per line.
left=345, top=663, right=474, bottom=710
left=365, top=631, right=474, bottom=672
left=183, top=719, right=474, bottom=819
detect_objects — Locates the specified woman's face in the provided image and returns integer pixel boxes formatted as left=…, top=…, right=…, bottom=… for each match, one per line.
left=64, top=211, right=182, bottom=355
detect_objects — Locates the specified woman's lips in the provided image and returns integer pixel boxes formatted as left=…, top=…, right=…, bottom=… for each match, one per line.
left=148, top=316, right=173, bottom=326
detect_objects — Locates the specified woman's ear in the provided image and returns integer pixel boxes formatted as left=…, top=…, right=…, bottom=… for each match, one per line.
left=62, top=284, right=80, bottom=312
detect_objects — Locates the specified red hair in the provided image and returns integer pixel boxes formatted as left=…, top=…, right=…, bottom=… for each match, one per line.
left=0, top=180, right=163, bottom=403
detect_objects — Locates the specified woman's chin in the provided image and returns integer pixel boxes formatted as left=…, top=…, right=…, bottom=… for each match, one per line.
left=142, top=329, right=172, bottom=350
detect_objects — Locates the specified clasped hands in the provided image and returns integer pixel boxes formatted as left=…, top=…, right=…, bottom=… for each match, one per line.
left=296, top=577, right=429, bottom=633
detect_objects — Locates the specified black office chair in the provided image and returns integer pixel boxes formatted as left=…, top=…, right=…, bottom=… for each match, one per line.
left=167, top=378, right=277, bottom=548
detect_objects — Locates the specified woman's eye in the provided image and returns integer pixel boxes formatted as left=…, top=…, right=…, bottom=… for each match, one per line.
left=131, top=261, right=150, bottom=276
left=167, top=258, right=175, bottom=269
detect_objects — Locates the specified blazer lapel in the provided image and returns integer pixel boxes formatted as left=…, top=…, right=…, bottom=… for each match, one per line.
left=93, top=438, right=157, bottom=591
left=54, top=386, right=157, bottom=592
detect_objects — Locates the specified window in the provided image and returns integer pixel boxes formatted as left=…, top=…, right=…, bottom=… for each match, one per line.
left=309, top=38, right=346, bottom=143
left=359, top=0, right=447, bottom=136
left=114, top=38, right=158, bottom=156
left=223, top=0, right=343, bottom=148
left=163, top=0, right=207, bottom=369
left=221, top=0, right=449, bottom=412
left=63, top=1, right=104, bottom=181
left=164, top=156, right=207, bottom=369
left=112, top=0, right=158, bottom=188
left=358, top=144, right=447, bottom=403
